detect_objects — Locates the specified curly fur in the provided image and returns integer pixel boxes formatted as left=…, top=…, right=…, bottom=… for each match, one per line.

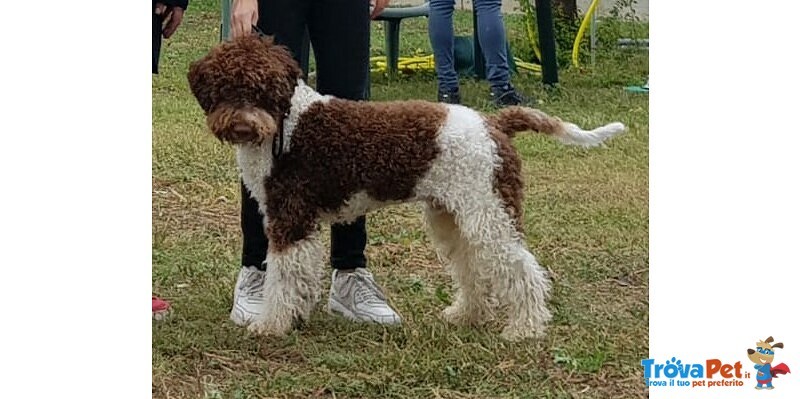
left=187, top=35, right=626, bottom=340
left=188, top=35, right=301, bottom=144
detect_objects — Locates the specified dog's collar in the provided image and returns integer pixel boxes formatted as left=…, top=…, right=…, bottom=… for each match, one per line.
left=272, top=110, right=289, bottom=159
left=248, top=25, right=289, bottom=160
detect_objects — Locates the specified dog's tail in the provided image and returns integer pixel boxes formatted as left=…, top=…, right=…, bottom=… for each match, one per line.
left=486, top=106, right=625, bottom=147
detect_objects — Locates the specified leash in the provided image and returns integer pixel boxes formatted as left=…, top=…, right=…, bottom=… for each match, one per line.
left=250, top=25, right=285, bottom=160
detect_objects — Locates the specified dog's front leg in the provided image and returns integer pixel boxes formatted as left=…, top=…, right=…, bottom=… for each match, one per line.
left=247, top=209, right=324, bottom=337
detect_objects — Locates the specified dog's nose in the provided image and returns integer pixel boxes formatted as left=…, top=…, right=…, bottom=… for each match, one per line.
left=747, top=349, right=755, bottom=354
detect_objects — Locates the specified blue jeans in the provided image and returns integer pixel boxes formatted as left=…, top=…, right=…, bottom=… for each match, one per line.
left=428, top=0, right=510, bottom=92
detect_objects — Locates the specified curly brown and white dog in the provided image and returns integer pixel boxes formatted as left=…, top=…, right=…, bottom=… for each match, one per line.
left=187, top=35, right=625, bottom=340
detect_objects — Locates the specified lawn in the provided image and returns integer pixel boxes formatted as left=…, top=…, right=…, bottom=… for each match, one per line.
left=152, top=1, right=649, bottom=398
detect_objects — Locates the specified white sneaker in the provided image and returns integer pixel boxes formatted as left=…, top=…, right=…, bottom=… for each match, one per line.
left=230, top=265, right=266, bottom=326
left=328, top=268, right=402, bottom=325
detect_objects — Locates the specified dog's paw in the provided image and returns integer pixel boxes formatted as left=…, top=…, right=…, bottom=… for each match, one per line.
left=246, top=315, right=295, bottom=337
left=441, top=304, right=467, bottom=325
left=441, top=303, right=491, bottom=326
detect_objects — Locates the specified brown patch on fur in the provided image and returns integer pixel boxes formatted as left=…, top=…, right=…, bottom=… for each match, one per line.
left=488, top=127, right=525, bottom=232
left=264, top=99, right=447, bottom=249
left=187, top=35, right=448, bottom=251
left=187, top=35, right=301, bottom=142
left=485, top=106, right=566, bottom=138
left=265, top=196, right=319, bottom=253
left=207, top=105, right=277, bottom=144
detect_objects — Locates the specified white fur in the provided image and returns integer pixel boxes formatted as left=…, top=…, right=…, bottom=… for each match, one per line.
left=235, top=141, right=272, bottom=216
left=321, top=191, right=401, bottom=225
left=282, top=80, right=332, bottom=153
left=247, top=233, right=325, bottom=336
left=558, top=121, right=626, bottom=147
left=416, top=104, right=552, bottom=340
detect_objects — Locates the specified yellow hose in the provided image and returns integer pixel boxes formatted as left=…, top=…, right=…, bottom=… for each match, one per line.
left=572, top=0, right=600, bottom=68
left=369, top=55, right=541, bottom=74
left=518, top=0, right=542, bottom=62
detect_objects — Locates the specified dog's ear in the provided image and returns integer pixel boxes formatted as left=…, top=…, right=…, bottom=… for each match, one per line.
left=187, top=56, right=218, bottom=114
left=772, top=342, right=784, bottom=349
left=207, top=103, right=277, bottom=145
left=766, top=336, right=775, bottom=343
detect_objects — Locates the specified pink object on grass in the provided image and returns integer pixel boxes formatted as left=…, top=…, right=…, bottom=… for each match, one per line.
left=152, top=296, right=171, bottom=320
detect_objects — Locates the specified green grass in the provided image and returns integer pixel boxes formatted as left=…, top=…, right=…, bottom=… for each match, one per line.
left=153, top=2, right=649, bottom=398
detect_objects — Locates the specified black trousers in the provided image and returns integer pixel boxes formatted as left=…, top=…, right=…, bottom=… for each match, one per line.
left=153, top=13, right=164, bottom=74
left=240, top=0, right=371, bottom=270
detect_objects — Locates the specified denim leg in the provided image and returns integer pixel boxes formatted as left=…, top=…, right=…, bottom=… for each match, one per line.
left=428, top=0, right=459, bottom=93
left=474, top=0, right=511, bottom=90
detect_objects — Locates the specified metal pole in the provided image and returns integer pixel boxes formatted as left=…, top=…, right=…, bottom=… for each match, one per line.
left=221, top=0, right=231, bottom=42
left=473, top=9, right=486, bottom=80
left=533, top=0, right=558, bottom=85
left=590, top=0, right=597, bottom=67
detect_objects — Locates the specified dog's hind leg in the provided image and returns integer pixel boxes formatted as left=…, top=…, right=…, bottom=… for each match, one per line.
left=246, top=209, right=325, bottom=337
left=447, top=196, right=552, bottom=341
left=492, top=241, right=552, bottom=341
left=425, top=203, right=495, bottom=326
left=417, top=106, right=550, bottom=339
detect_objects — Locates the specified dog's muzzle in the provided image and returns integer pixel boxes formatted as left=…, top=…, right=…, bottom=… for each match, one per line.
left=206, top=105, right=277, bottom=145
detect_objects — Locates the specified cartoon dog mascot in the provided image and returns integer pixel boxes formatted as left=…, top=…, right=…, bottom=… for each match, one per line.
left=747, top=336, right=791, bottom=389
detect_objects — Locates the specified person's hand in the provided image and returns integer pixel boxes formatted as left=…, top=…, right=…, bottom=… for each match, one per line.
left=370, top=0, right=389, bottom=19
left=232, top=0, right=259, bottom=38
left=155, top=3, right=185, bottom=39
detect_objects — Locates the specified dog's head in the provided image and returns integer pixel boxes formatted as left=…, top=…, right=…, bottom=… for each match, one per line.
left=747, top=336, right=783, bottom=365
left=187, top=35, right=302, bottom=145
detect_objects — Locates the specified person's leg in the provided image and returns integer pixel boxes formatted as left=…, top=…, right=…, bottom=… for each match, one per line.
left=153, top=12, right=163, bottom=74
left=257, top=0, right=312, bottom=65
left=473, top=0, right=530, bottom=106
left=240, top=183, right=268, bottom=269
left=239, top=0, right=312, bottom=271
left=329, top=217, right=367, bottom=269
left=231, top=0, right=312, bottom=327
left=427, top=0, right=460, bottom=103
left=308, top=0, right=370, bottom=101
left=307, top=0, right=401, bottom=324
left=473, top=0, right=509, bottom=90
left=307, top=0, right=370, bottom=271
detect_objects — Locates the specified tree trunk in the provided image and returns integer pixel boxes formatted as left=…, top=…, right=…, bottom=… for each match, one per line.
left=553, top=0, right=578, bottom=21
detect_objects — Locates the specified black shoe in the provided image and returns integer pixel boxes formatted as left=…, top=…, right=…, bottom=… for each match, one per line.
left=437, top=89, right=461, bottom=104
left=490, top=84, right=531, bottom=107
